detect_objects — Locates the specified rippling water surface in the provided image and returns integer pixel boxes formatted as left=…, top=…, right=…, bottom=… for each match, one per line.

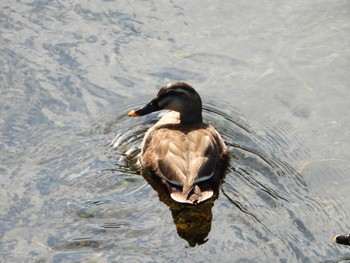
left=1, top=0, right=350, bottom=262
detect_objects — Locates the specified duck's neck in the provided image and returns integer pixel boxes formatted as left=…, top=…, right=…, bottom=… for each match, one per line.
left=180, top=109, right=203, bottom=124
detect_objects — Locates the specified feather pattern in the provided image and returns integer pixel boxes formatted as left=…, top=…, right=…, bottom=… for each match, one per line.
left=141, top=111, right=227, bottom=204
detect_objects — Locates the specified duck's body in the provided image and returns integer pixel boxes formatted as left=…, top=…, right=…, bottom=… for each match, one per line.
left=128, top=82, right=228, bottom=204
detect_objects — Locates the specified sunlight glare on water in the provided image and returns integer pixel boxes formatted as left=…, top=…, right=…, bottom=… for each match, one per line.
left=1, top=0, right=350, bottom=262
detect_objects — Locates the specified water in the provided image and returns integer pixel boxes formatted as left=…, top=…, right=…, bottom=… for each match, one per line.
left=1, top=0, right=350, bottom=262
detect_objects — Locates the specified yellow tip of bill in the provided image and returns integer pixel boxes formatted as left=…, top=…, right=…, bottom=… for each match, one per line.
left=333, top=235, right=339, bottom=243
left=128, top=110, right=139, bottom=117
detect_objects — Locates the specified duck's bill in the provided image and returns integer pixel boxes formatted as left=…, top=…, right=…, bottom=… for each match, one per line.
left=333, top=234, right=350, bottom=245
left=128, top=110, right=139, bottom=117
left=128, top=102, right=161, bottom=117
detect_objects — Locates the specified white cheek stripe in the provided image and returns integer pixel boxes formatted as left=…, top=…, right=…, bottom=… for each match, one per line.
left=158, top=86, right=192, bottom=108
left=172, top=88, right=190, bottom=96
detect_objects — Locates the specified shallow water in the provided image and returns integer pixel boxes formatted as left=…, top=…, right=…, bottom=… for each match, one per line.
left=1, top=0, right=350, bottom=262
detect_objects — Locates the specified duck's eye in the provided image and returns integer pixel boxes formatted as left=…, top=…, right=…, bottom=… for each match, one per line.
left=148, top=100, right=158, bottom=107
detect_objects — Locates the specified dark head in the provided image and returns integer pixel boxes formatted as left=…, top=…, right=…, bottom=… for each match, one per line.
left=128, top=82, right=203, bottom=124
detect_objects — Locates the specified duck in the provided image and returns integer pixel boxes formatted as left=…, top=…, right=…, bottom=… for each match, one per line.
left=128, top=82, right=228, bottom=204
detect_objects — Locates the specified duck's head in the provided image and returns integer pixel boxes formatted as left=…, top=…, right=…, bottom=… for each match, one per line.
left=128, top=82, right=203, bottom=124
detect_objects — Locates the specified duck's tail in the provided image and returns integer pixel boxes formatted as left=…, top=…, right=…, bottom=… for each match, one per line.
left=170, top=185, right=213, bottom=205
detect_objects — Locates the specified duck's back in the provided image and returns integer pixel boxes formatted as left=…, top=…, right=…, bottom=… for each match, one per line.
left=140, top=111, right=227, bottom=203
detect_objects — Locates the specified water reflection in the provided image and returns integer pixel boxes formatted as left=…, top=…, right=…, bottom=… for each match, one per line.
left=142, top=169, right=216, bottom=247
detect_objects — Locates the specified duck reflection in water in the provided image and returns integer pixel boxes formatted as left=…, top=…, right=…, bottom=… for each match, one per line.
left=142, top=169, right=217, bottom=247
left=128, top=82, right=229, bottom=246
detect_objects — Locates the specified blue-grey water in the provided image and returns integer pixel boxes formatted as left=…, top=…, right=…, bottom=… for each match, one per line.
left=1, top=1, right=350, bottom=262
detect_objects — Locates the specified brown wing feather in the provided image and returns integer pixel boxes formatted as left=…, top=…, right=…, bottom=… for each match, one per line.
left=155, top=128, right=188, bottom=185
left=184, top=129, right=219, bottom=192
left=141, top=123, right=222, bottom=193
